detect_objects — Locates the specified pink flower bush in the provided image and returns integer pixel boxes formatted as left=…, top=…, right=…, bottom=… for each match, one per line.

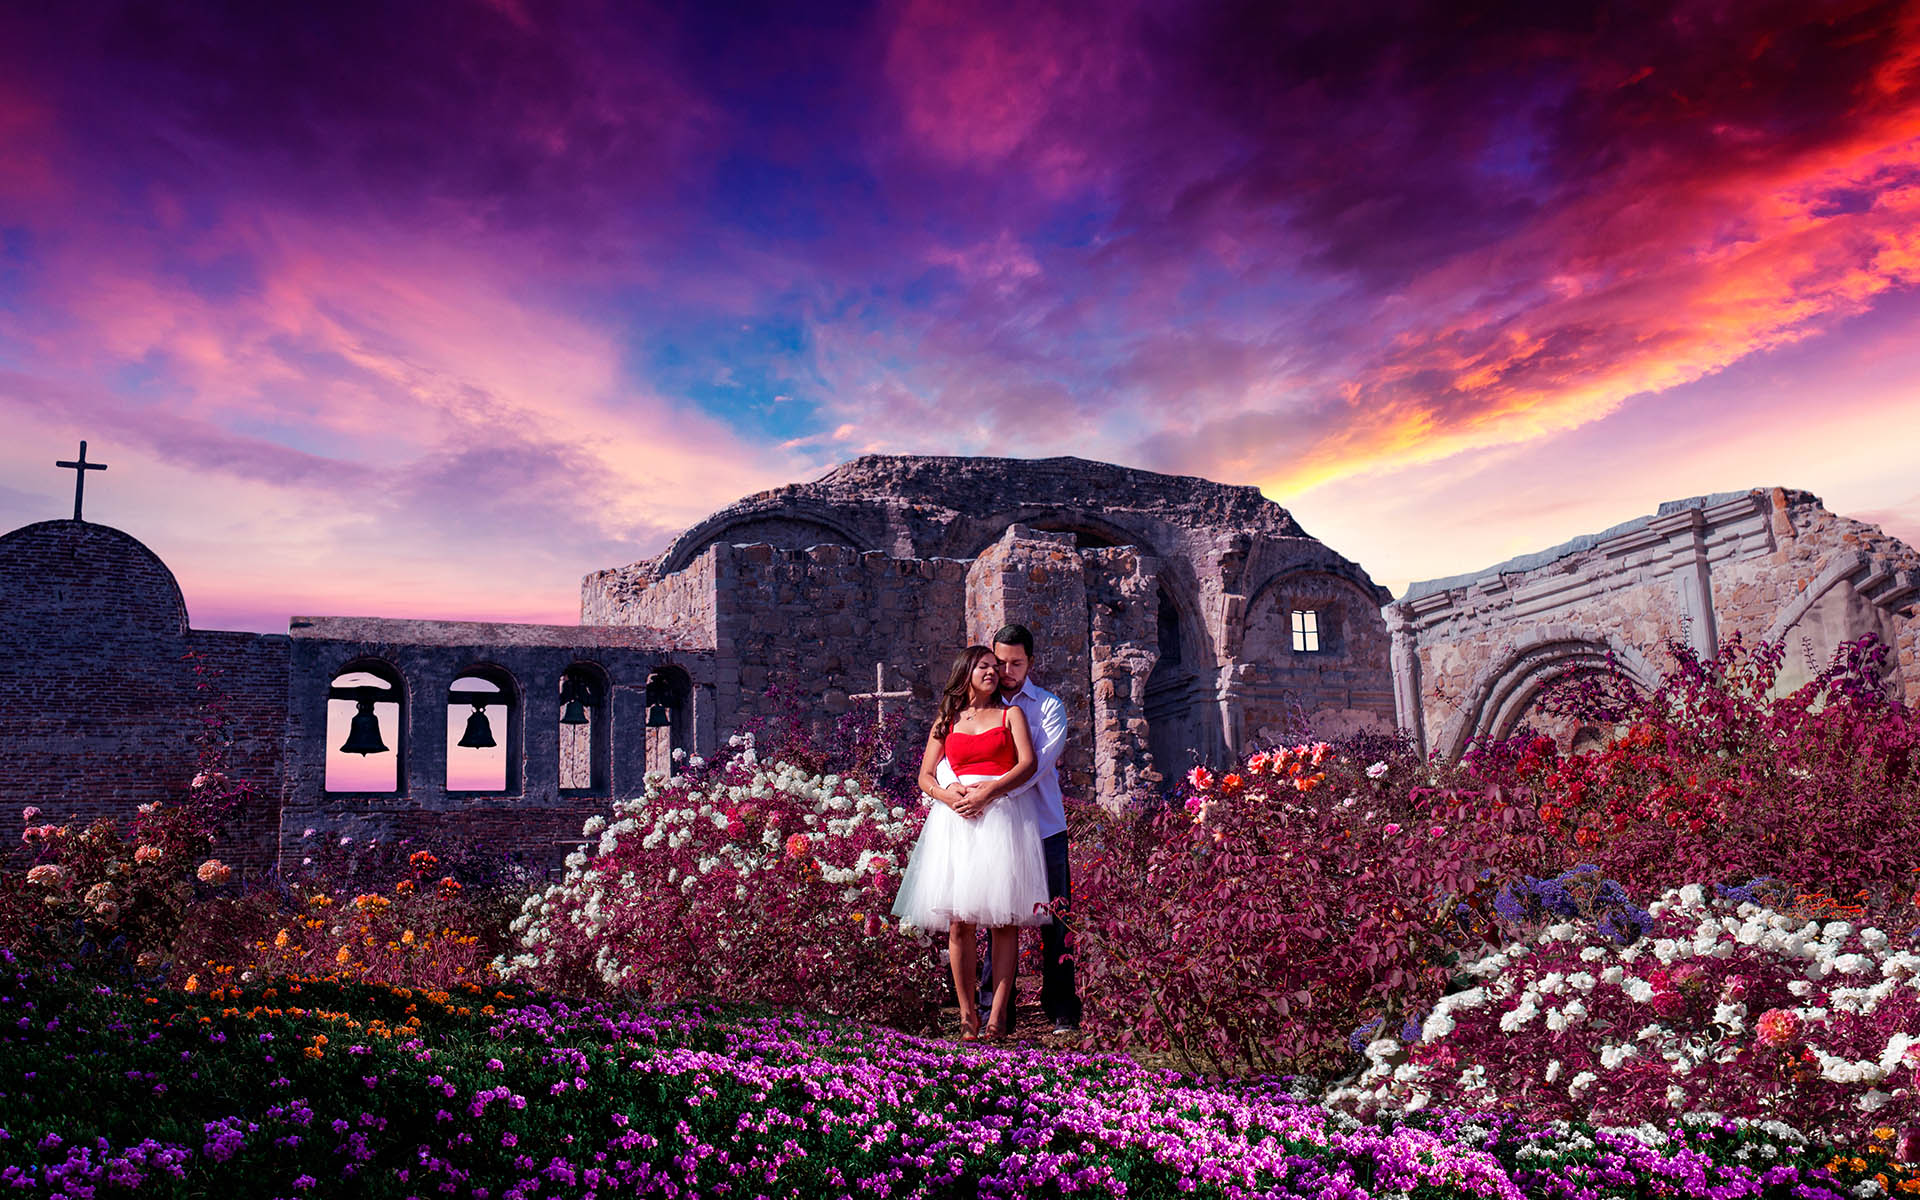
left=1332, top=883, right=1920, bottom=1143
left=495, top=733, right=946, bottom=1027
left=1070, top=740, right=1481, bottom=1076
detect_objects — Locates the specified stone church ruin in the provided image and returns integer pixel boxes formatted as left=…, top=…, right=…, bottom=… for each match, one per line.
left=4, top=451, right=1916, bottom=877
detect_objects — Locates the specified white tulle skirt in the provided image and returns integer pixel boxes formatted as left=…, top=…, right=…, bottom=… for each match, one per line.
left=891, top=774, right=1052, bottom=933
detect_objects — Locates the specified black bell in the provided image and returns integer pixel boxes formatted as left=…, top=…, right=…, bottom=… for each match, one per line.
left=458, top=703, right=496, bottom=748
left=646, top=702, right=671, bottom=728
left=341, top=699, right=389, bottom=756
left=560, top=696, right=589, bottom=725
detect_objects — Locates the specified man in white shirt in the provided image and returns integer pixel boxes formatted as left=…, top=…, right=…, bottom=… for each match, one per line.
left=938, top=622, right=1081, bottom=1034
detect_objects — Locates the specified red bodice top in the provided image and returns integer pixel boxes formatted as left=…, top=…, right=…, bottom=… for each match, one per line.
left=946, top=716, right=1017, bottom=776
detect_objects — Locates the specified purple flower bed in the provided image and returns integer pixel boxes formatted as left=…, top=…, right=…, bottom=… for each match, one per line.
left=0, top=953, right=1881, bottom=1199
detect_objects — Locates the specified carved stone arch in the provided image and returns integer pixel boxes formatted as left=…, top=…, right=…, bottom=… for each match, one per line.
left=1761, top=550, right=1902, bottom=697
left=1762, top=551, right=1872, bottom=645
left=656, top=504, right=873, bottom=576
left=1244, top=562, right=1385, bottom=619
left=961, top=508, right=1161, bottom=560
left=1448, top=634, right=1662, bottom=761
left=450, top=659, right=524, bottom=707
left=1241, top=562, right=1385, bottom=663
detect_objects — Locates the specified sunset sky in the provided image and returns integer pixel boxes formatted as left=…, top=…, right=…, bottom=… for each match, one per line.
left=3, top=0, right=1918, bottom=634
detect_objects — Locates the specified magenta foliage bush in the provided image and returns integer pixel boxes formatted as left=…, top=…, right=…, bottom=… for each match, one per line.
left=495, top=732, right=946, bottom=1028
left=1068, top=743, right=1487, bottom=1077
left=1471, top=632, right=1920, bottom=901
left=1334, top=881, right=1920, bottom=1145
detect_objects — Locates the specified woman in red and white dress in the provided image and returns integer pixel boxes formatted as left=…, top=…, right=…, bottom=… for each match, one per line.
left=892, top=645, right=1051, bottom=1040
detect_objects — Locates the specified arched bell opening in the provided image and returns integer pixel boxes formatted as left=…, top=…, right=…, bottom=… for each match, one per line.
left=326, top=660, right=404, bottom=794
left=558, top=661, right=611, bottom=796
left=645, top=666, right=693, bottom=776
left=447, top=665, right=522, bottom=794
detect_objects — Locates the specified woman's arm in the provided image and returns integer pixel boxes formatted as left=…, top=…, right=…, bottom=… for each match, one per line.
left=968, top=707, right=1037, bottom=805
left=917, top=727, right=971, bottom=810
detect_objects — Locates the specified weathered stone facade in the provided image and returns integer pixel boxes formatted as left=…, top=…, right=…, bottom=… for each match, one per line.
left=1390, top=487, right=1920, bottom=757
left=582, top=456, right=1399, bottom=794
left=12, top=456, right=1913, bottom=880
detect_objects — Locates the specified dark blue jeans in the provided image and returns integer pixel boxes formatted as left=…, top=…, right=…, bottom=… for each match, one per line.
left=979, top=831, right=1081, bottom=1029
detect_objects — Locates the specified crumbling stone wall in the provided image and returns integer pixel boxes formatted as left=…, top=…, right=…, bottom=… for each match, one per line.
left=586, top=455, right=1399, bottom=792
left=1391, top=489, right=1920, bottom=758
left=580, top=545, right=717, bottom=645
left=964, top=526, right=1095, bottom=799
left=1084, top=546, right=1161, bottom=799
left=700, top=541, right=971, bottom=743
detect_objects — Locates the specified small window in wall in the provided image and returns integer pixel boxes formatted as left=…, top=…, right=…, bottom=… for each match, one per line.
left=1291, top=609, right=1321, bottom=653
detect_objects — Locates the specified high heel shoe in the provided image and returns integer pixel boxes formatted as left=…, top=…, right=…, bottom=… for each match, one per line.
left=960, top=1012, right=981, bottom=1042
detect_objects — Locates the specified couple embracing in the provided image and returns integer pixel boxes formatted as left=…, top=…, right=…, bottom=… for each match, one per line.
left=891, top=624, right=1083, bottom=1042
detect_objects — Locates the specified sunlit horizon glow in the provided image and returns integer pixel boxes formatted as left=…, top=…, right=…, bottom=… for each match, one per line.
left=3, top=1, right=1918, bottom=635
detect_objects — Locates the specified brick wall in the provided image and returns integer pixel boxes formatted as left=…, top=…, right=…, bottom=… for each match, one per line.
left=0, top=521, right=287, bottom=870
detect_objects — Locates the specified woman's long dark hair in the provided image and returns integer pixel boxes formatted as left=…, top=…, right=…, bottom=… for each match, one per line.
left=933, top=645, right=999, bottom=739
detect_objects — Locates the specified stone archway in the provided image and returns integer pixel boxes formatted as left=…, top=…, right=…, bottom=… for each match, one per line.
left=655, top=503, right=874, bottom=576
left=1763, top=551, right=1902, bottom=698
left=1447, top=635, right=1662, bottom=760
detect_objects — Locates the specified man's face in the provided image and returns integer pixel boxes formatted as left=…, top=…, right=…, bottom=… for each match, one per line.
left=992, top=642, right=1032, bottom=697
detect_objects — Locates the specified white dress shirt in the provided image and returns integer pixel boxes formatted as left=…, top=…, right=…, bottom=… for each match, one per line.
left=935, top=678, right=1069, bottom=839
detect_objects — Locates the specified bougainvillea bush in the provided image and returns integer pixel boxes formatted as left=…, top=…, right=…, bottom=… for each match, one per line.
left=1068, top=742, right=1497, bottom=1077
left=1333, top=878, right=1920, bottom=1147
left=495, top=732, right=947, bottom=1028
left=1467, top=633, right=1920, bottom=900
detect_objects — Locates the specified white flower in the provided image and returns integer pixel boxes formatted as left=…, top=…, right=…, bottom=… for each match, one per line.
left=1568, top=1071, right=1598, bottom=1098
left=1365, top=761, right=1389, bottom=779
left=1600, top=1043, right=1637, bottom=1070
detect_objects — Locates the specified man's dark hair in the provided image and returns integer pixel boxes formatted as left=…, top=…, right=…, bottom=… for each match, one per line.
left=991, top=623, right=1035, bottom=656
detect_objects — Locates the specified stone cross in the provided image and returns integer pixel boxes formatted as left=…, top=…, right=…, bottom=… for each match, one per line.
left=55, top=441, right=108, bottom=522
left=848, top=662, right=914, bottom=724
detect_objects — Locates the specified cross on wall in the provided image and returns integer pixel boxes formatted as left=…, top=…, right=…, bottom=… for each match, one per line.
left=55, top=441, right=108, bottom=522
left=848, top=662, right=914, bottom=724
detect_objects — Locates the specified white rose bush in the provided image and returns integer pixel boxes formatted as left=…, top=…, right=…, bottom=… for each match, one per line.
left=1333, top=875, right=1920, bottom=1148
left=495, top=733, right=947, bottom=1027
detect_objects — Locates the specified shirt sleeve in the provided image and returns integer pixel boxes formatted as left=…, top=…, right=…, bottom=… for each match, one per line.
left=1027, top=689, right=1069, bottom=774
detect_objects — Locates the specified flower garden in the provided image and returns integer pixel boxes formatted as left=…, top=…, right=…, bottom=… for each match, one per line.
left=3, top=636, right=1919, bottom=1197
